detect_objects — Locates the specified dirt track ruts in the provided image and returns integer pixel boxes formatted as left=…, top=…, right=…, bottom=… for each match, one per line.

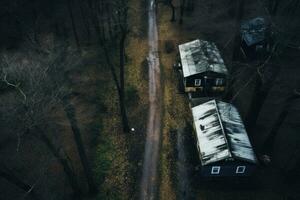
left=139, top=0, right=162, bottom=199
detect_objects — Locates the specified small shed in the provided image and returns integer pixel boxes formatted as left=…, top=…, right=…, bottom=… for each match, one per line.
left=178, top=39, right=228, bottom=98
left=191, top=100, right=257, bottom=177
left=240, top=17, right=270, bottom=59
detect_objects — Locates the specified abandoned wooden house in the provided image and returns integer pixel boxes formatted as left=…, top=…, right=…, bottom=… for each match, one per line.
left=191, top=100, right=257, bottom=177
left=178, top=39, right=228, bottom=98
left=240, top=17, right=270, bottom=59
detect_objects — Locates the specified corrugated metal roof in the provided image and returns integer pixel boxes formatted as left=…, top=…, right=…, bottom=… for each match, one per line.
left=179, top=39, right=228, bottom=78
left=192, top=100, right=257, bottom=166
left=241, top=17, right=267, bottom=46
left=192, top=100, right=231, bottom=165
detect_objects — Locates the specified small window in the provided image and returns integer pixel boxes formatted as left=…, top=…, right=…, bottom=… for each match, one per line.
left=194, top=79, right=201, bottom=86
left=211, top=166, right=221, bottom=174
left=236, top=166, right=246, bottom=174
left=215, top=78, right=224, bottom=86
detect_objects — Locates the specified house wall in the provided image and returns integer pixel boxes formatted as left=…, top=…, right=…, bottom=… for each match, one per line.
left=200, top=163, right=256, bottom=177
left=241, top=40, right=268, bottom=60
left=184, top=72, right=227, bottom=96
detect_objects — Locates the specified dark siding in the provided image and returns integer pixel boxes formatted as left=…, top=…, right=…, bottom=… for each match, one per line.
left=201, top=163, right=256, bottom=177
left=184, top=72, right=227, bottom=98
left=185, top=72, right=225, bottom=87
left=241, top=40, right=268, bottom=60
left=185, top=74, right=204, bottom=87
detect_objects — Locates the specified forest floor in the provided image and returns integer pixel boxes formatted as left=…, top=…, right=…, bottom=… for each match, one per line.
left=67, top=0, right=300, bottom=199
left=1, top=0, right=299, bottom=199
left=62, top=0, right=149, bottom=199
left=156, top=3, right=192, bottom=200
left=88, top=0, right=150, bottom=199
left=155, top=1, right=300, bottom=200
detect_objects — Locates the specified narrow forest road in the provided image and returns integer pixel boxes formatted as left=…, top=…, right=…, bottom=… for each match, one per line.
left=140, top=0, right=162, bottom=199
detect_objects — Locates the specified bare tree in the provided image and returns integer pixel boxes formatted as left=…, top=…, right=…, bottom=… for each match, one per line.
left=245, top=45, right=280, bottom=133
left=62, top=98, right=98, bottom=194
left=0, top=52, right=83, bottom=198
left=231, top=0, right=245, bottom=61
left=67, top=0, right=81, bottom=50
left=268, top=0, right=280, bottom=16
left=0, top=165, right=37, bottom=200
left=179, top=0, right=186, bottom=24
left=0, top=44, right=101, bottom=196
left=91, top=0, right=130, bottom=133
left=42, top=47, right=98, bottom=194
left=186, top=0, right=195, bottom=11
left=77, top=0, right=92, bottom=43
left=245, top=0, right=300, bottom=133
left=117, top=0, right=130, bottom=133
left=167, top=0, right=176, bottom=22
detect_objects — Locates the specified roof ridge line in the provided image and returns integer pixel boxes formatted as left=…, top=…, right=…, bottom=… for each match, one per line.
left=213, top=99, right=233, bottom=158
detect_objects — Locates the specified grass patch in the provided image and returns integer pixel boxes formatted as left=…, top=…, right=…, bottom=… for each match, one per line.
left=125, top=85, right=139, bottom=108
left=157, top=3, right=193, bottom=200
left=164, top=40, right=175, bottom=54
left=141, top=58, right=149, bottom=81
left=92, top=0, right=150, bottom=198
left=94, top=137, right=114, bottom=185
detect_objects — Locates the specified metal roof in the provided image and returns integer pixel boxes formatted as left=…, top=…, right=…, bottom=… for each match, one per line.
left=241, top=17, right=267, bottom=46
left=179, top=39, right=228, bottom=78
left=192, top=100, right=257, bottom=166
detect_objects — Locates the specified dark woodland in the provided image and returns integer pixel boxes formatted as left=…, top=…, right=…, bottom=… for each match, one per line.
left=0, top=0, right=299, bottom=200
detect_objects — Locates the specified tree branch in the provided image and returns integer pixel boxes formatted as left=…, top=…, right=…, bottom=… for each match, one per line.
left=2, top=73, right=27, bottom=103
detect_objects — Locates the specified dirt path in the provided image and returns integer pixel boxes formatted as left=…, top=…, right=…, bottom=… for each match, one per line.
left=140, top=0, right=162, bottom=199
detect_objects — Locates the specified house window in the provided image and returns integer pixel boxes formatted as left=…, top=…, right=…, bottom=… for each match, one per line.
left=215, top=78, right=224, bottom=86
left=194, top=79, right=201, bottom=86
left=236, top=166, right=246, bottom=174
left=211, top=166, right=221, bottom=174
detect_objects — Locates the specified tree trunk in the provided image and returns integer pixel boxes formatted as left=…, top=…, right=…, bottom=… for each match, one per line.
left=67, top=0, right=81, bottom=49
left=119, top=32, right=130, bottom=133
left=245, top=73, right=264, bottom=131
left=245, top=64, right=281, bottom=134
left=236, top=0, right=245, bottom=21
left=270, top=0, right=280, bottom=16
left=21, top=103, right=81, bottom=198
left=98, top=0, right=106, bottom=41
left=106, top=2, right=114, bottom=40
left=168, top=0, right=176, bottom=22
left=179, top=0, right=186, bottom=24
left=89, top=2, right=102, bottom=45
left=0, top=166, right=37, bottom=200
left=32, top=1, right=39, bottom=45
left=225, top=0, right=245, bottom=101
left=94, top=0, right=130, bottom=133
left=102, top=40, right=130, bottom=133
left=186, top=0, right=195, bottom=11
left=62, top=98, right=98, bottom=194
left=286, top=0, right=300, bottom=23
left=35, top=129, right=82, bottom=199
left=231, top=0, right=245, bottom=61
left=77, top=0, right=91, bottom=43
